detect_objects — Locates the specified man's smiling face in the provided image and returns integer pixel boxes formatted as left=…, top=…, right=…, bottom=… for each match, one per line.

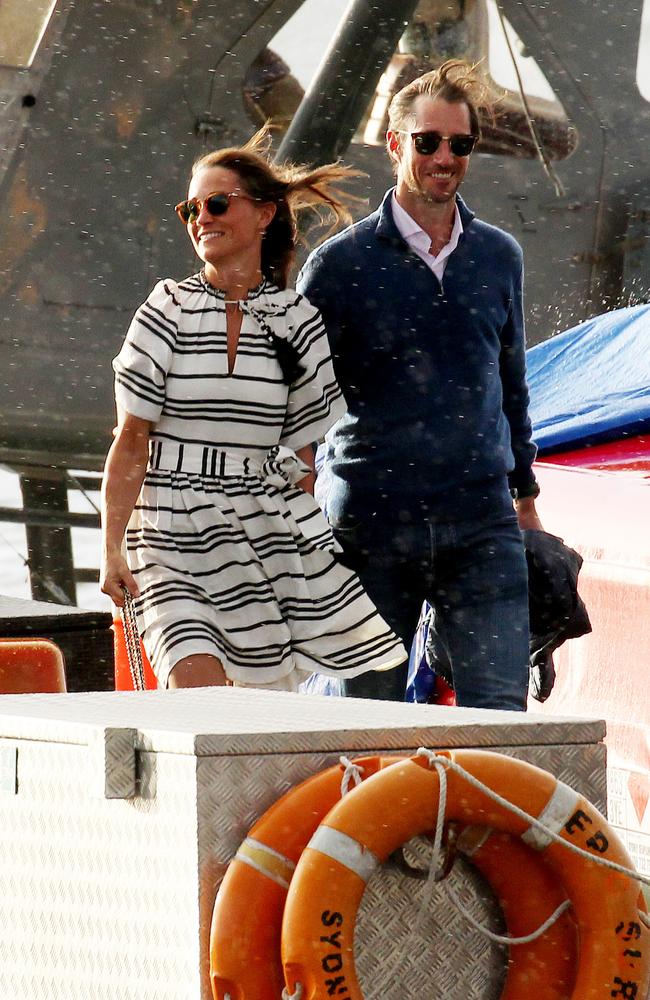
left=389, top=94, right=473, bottom=206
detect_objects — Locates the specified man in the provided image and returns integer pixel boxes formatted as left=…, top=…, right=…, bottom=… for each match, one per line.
left=297, top=59, right=541, bottom=710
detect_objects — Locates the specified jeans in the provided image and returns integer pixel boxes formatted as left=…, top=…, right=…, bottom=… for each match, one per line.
left=332, top=505, right=530, bottom=711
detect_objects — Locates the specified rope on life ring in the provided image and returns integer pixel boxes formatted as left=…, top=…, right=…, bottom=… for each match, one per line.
left=209, top=755, right=403, bottom=1000
left=453, top=825, right=578, bottom=998
left=280, top=749, right=650, bottom=1000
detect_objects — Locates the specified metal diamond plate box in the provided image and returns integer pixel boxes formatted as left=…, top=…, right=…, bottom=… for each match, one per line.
left=0, top=689, right=607, bottom=999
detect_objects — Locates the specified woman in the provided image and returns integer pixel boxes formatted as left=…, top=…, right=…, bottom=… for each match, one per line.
left=100, top=130, right=405, bottom=690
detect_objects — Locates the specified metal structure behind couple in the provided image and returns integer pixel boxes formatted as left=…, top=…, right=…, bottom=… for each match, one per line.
left=1, top=0, right=649, bottom=605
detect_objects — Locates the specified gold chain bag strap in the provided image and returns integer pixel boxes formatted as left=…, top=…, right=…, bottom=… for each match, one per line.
left=120, top=586, right=146, bottom=691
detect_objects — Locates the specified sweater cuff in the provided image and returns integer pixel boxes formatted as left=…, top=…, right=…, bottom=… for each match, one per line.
left=509, top=474, right=540, bottom=500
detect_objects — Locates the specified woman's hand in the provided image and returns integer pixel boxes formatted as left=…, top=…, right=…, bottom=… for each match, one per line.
left=296, top=443, right=316, bottom=495
left=100, top=549, right=140, bottom=607
left=100, top=409, right=151, bottom=606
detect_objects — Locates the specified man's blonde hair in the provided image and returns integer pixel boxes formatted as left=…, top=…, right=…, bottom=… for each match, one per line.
left=387, top=59, right=490, bottom=139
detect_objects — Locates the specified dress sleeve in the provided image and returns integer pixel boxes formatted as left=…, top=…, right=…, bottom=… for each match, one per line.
left=279, top=293, right=347, bottom=452
left=112, top=279, right=180, bottom=423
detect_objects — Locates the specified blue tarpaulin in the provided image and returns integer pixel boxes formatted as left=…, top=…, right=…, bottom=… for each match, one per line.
left=527, top=303, right=650, bottom=453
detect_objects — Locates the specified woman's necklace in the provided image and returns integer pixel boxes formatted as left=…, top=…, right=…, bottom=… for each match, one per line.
left=206, top=267, right=263, bottom=303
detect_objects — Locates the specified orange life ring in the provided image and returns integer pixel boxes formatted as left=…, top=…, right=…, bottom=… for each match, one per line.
left=281, top=750, right=650, bottom=1000
left=456, top=825, right=578, bottom=999
left=212, top=752, right=584, bottom=1000
left=210, top=755, right=403, bottom=1000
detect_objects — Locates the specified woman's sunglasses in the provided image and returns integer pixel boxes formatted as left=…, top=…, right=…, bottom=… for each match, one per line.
left=400, top=131, right=478, bottom=157
left=174, top=190, right=258, bottom=224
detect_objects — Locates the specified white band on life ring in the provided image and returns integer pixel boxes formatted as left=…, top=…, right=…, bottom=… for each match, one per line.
left=308, top=826, right=380, bottom=883
left=522, top=781, right=581, bottom=850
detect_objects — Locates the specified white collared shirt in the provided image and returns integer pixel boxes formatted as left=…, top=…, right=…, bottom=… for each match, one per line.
left=391, top=191, right=463, bottom=282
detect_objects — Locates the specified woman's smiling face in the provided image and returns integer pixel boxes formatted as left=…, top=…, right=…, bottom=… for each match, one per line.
left=185, top=165, right=275, bottom=276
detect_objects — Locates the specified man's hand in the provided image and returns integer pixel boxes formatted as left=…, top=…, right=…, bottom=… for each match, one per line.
left=514, top=496, right=543, bottom=532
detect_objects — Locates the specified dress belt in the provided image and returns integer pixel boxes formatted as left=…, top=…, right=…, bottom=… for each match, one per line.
left=148, top=440, right=310, bottom=487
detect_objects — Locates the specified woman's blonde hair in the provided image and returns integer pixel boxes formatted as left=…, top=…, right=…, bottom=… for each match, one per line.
left=192, top=127, right=364, bottom=289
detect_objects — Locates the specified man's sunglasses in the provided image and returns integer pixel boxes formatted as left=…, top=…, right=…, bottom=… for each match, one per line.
left=174, top=190, right=259, bottom=224
left=400, top=131, right=478, bottom=157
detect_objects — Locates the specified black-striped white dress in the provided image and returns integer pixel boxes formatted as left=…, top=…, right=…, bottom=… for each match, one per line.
left=113, top=272, right=405, bottom=688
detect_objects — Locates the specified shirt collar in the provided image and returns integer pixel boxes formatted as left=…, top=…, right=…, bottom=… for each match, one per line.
left=375, top=187, right=474, bottom=241
left=390, top=191, right=464, bottom=256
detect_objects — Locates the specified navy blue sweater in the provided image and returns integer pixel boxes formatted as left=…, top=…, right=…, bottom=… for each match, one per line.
left=297, top=190, right=537, bottom=520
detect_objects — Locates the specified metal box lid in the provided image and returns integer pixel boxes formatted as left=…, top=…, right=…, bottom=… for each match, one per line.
left=0, top=688, right=605, bottom=756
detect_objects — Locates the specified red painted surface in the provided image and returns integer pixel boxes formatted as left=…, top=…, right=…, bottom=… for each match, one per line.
left=537, top=433, right=650, bottom=474
left=532, top=461, right=650, bottom=863
left=0, top=638, right=67, bottom=693
left=532, top=462, right=650, bottom=743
